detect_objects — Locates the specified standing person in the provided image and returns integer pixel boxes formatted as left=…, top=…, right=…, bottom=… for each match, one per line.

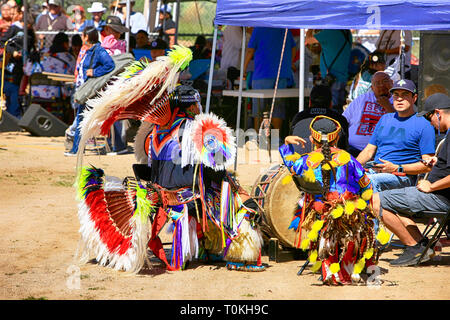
left=279, top=115, right=377, bottom=285
left=219, top=26, right=243, bottom=73
left=243, top=27, right=296, bottom=130
left=101, top=15, right=129, bottom=155
left=343, top=71, right=394, bottom=157
left=65, top=27, right=115, bottom=156
left=371, top=93, right=450, bottom=267
left=35, top=2, right=48, bottom=24
left=0, top=3, right=13, bottom=38
left=356, top=79, right=436, bottom=192
left=78, top=2, right=106, bottom=33
left=70, top=5, right=86, bottom=32
left=305, top=29, right=352, bottom=113
left=35, top=0, right=73, bottom=49
left=154, top=5, right=176, bottom=47
left=117, top=0, right=147, bottom=35
left=376, top=30, right=412, bottom=77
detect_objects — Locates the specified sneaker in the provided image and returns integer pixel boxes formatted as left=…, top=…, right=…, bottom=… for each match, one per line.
left=389, top=242, right=434, bottom=267
left=107, top=148, right=128, bottom=156
left=64, top=152, right=76, bottom=157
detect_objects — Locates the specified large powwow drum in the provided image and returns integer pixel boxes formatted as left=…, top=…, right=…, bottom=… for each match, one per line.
left=251, top=164, right=304, bottom=248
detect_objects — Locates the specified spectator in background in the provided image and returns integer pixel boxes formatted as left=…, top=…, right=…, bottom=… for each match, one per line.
left=343, top=71, right=394, bottom=157
left=79, top=2, right=106, bottom=33
left=101, top=15, right=129, bottom=155
left=135, top=29, right=151, bottom=49
left=35, top=2, right=48, bottom=24
left=117, top=0, right=147, bottom=35
left=6, top=0, right=18, bottom=20
left=356, top=79, right=435, bottom=192
left=0, top=3, right=13, bottom=38
left=0, top=7, right=37, bottom=118
left=376, top=30, right=412, bottom=77
left=285, top=84, right=349, bottom=155
left=219, top=25, right=243, bottom=72
left=306, top=29, right=352, bottom=113
left=24, top=32, right=76, bottom=100
left=70, top=5, right=85, bottom=32
left=149, top=37, right=168, bottom=60
left=65, top=26, right=115, bottom=156
left=190, top=35, right=211, bottom=60
left=347, top=50, right=386, bottom=103
left=154, top=5, right=175, bottom=48
left=243, top=27, right=296, bottom=130
left=69, top=33, right=82, bottom=59
left=101, top=15, right=128, bottom=56
left=35, top=0, right=73, bottom=49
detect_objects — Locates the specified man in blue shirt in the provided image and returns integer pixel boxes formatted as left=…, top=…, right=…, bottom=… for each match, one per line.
left=306, top=29, right=352, bottom=113
left=79, top=2, right=107, bottom=32
left=243, top=27, right=296, bottom=130
left=356, top=79, right=436, bottom=192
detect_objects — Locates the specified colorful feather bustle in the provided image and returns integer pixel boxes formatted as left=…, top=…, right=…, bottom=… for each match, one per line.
left=76, top=166, right=155, bottom=273
left=190, top=113, right=236, bottom=171
left=75, top=45, right=193, bottom=178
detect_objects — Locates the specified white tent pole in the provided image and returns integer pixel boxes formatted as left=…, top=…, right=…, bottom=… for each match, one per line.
left=234, top=27, right=246, bottom=171
left=126, top=0, right=131, bottom=52
left=299, top=29, right=305, bottom=112
left=205, top=25, right=218, bottom=113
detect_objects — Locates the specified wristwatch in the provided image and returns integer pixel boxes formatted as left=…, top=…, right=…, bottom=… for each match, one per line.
left=397, top=165, right=404, bottom=173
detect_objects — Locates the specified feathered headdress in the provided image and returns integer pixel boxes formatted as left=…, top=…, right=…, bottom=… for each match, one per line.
left=75, top=45, right=193, bottom=174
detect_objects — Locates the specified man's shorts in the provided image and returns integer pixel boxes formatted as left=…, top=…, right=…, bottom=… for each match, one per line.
left=379, top=186, right=450, bottom=218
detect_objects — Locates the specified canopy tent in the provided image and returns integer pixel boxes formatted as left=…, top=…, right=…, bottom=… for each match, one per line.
left=215, top=0, right=450, bottom=30
left=205, top=0, right=450, bottom=169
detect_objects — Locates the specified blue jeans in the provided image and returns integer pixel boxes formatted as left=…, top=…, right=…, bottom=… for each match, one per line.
left=251, top=78, right=288, bottom=119
left=107, top=120, right=127, bottom=152
left=330, top=80, right=347, bottom=111
left=3, top=81, right=21, bottom=118
left=367, top=169, right=417, bottom=193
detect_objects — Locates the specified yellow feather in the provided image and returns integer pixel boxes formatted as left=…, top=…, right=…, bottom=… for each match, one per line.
left=303, top=167, right=316, bottom=183
left=310, top=261, right=322, bottom=273
left=353, top=257, right=366, bottom=274
left=331, top=205, right=344, bottom=219
left=312, top=219, right=325, bottom=231
left=361, top=188, right=373, bottom=201
left=356, top=198, right=367, bottom=210
left=307, top=230, right=318, bottom=242
left=376, top=227, right=391, bottom=245
left=300, top=238, right=311, bottom=251
left=285, top=153, right=301, bottom=162
left=345, top=201, right=355, bottom=215
left=281, top=174, right=293, bottom=185
left=330, top=262, right=340, bottom=274
left=309, top=250, right=318, bottom=263
left=364, top=248, right=374, bottom=260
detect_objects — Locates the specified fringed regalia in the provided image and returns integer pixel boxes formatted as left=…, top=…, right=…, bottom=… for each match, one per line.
left=74, top=46, right=264, bottom=273
left=279, top=116, right=386, bottom=285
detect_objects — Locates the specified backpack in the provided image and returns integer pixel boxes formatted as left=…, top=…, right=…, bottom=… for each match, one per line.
left=73, top=52, right=135, bottom=105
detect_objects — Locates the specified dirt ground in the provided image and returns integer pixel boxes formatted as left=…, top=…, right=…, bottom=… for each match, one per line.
left=1, top=131, right=449, bottom=301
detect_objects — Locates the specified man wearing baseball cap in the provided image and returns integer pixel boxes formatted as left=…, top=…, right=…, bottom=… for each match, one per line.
left=372, top=92, right=450, bottom=266
left=356, top=79, right=436, bottom=192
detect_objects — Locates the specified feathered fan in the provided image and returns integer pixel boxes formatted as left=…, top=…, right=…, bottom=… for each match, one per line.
left=75, top=166, right=159, bottom=273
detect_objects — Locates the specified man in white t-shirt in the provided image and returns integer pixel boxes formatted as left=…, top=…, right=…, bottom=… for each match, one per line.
left=220, top=25, right=243, bottom=72
left=343, top=71, right=394, bottom=157
left=117, top=0, right=147, bottom=35
left=376, top=30, right=412, bottom=72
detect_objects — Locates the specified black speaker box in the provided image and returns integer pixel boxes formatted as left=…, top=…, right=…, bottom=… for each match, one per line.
left=18, top=104, right=68, bottom=137
left=0, top=110, right=22, bottom=132
left=418, top=31, right=450, bottom=111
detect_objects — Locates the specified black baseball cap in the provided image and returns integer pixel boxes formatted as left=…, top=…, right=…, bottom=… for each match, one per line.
left=390, top=79, right=417, bottom=95
left=417, top=93, right=450, bottom=117
left=309, top=84, right=332, bottom=108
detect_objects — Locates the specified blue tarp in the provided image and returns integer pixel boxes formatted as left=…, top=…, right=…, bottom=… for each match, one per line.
left=215, top=0, right=450, bottom=30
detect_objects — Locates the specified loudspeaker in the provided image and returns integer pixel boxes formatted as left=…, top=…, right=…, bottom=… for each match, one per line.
left=18, top=104, right=68, bottom=136
left=418, top=31, right=450, bottom=111
left=0, top=110, right=22, bottom=132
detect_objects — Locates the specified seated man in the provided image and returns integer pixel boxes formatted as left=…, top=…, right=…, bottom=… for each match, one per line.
left=285, top=84, right=349, bottom=154
left=372, top=93, right=450, bottom=266
left=356, top=79, right=436, bottom=192
left=343, top=71, right=395, bottom=157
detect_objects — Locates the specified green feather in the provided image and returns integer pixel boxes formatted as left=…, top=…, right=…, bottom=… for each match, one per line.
left=167, top=45, right=193, bottom=70
left=133, top=185, right=155, bottom=222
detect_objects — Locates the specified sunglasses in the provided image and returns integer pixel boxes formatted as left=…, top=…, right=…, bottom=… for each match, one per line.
left=424, top=111, right=435, bottom=122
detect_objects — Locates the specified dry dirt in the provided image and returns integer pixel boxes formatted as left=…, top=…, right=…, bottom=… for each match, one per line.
left=1, top=131, right=449, bottom=301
